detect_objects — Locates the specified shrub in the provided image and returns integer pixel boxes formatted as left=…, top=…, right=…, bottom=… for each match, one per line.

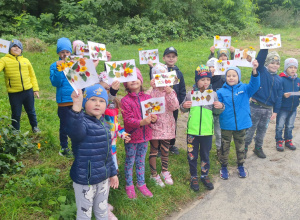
left=261, top=7, right=300, bottom=28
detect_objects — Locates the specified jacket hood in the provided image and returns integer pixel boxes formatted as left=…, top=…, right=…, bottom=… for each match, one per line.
left=279, top=71, right=297, bottom=79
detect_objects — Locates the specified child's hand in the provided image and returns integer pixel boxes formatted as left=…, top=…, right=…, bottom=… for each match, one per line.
left=111, top=80, right=120, bottom=91
left=106, top=51, right=112, bottom=62
left=93, top=58, right=100, bottom=68
left=252, top=59, right=259, bottom=75
left=210, top=46, right=215, bottom=53
left=150, top=114, right=157, bottom=123
left=56, top=60, right=65, bottom=66
left=124, top=134, right=131, bottom=143
left=213, top=101, right=223, bottom=109
left=140, top=116, right=151, bottom=126
left=150, top=79, right=156, bottom=88
left=230, top=46, right=235, bottom=53
left=270, top=112, right=277, bottom=120
left=110, top=175, right=119, bottom=189
left=148, top=60, right=154, bottom=68
left=183, top=101, right=192, bottom=109
left=164, top=86, right=172, bottom=94
left=34, top=91, right=40, bottom=98
left=284, top=93, right=291, bottom=98
left=71, top=89, right=83, bottom=112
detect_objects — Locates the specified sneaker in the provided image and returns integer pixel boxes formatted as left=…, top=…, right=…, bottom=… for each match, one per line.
left=237, top=166, right=247, bottom=178
left=285, top=140, right=296, bottom=150
left=253, top=148, right=266, bottom=158
left=136, top=184, right=153, bottom=197
left=190, top=176, right=199, bottom=191
left=220, top=166, right=229, bottom=180
left=244, top=148, right=248, bottom=159
left=157, top=148, right=161, bottom=158
left=32, top=126, right=41, bottom=133
left=108, top=209, right=118, bottom=220
left=276, top=140, right=284, bottom=152
left=160, top=171, right=173, bottom=185
left=150, top=174, right=165, bottom=187
left=169, top=145, right=179, bottom=155
left=125, top=185, right=137, bottom=199
left=200, top=176, right=214, bottom=190
left=59, top=148, right=73, bottom=158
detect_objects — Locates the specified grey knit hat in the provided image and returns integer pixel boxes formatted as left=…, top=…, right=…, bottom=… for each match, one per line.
left=265, top=51, right=280, bottom=67
left=284, top=58, right=298, bottom=71
left=206, top=58, right=218, bottom=67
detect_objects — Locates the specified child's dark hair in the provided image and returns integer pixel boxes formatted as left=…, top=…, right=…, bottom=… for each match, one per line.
left=125, top=86, right=144, bottom=93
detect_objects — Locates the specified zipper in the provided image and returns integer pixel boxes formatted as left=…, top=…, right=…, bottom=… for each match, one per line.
left=291, top=80, right=295, bottom=111
left=265, top=75, right=274, bottom=104
left=101, top=120, right=109, bottom=178
left=199, top=107, right=202, bottom=135
left=137, top=94, right=145, bottom=141
left=8, top=79, right=11, bottom=88
left=16, top=56, right=25, bottom=91
left=232, top=88, right=238, bottom=130
left=87, top=160, right=91, bottom=185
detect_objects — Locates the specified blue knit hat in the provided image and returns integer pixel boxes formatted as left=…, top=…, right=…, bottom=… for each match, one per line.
left=225, top=67, right=242, bottom=83
left=195, top=65, right=212, bottom=84
left=56, top=37, right=72, bottom=54
left=82, top=84, right=108, bottom=109
left=9, top=39, right=23, bottom=52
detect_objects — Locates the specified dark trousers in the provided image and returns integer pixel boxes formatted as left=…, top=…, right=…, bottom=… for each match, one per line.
left=8, top=89, right=37, bottom=130
left=187, top=135, right=212, bottom=177
left=58, top=106, right=72, bottom=149
left=170, top=109, right=178, bottom=146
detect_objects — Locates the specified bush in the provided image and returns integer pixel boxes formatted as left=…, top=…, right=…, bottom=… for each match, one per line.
left=20, top=37, right=48, bottom=52
left=261, top=7, right=300, bottom=28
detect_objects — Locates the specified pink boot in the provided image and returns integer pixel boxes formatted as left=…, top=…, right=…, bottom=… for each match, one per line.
left=108, top=209, right=118, bottom=220
left=136, top=184, right=153, bottom=197
left=125, top=185, right=137, bottom=199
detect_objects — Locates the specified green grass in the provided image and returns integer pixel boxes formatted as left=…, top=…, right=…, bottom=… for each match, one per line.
left=1, top=27, right=300, bottom=219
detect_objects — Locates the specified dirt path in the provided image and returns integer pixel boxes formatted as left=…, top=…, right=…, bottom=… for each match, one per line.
left=169, top=110, right=300, bottom=220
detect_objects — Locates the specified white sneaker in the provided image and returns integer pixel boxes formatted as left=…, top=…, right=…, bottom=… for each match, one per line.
left=150, top=174, right=165, bottom=187
left=160, top=171, right=174, bottom=185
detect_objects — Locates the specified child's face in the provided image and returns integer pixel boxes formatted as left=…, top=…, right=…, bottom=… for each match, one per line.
left=10, top=46, right=21, bottom=56
left=226, top=70, right=239, bottom=86
left=58, top=50, right=71, bottom=61
left=267, top=61, right=280, bottom=73
left=209, top=66, right=215, bottom=76
left=219, top=54, right=228, bottom=61
left=286, top=66, right=297, bottom=77
left=127, top=79, right=142, bottom=93
left=85, top=96, right=106, bottom=119
left=197, top=77, right=211, bottom=89
left=163, top=53, right=178, bottom=67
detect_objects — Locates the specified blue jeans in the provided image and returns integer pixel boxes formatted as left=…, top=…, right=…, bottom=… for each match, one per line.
left=58, top=106, right=72, bottom=149
left=275, top=109, right=297, bottom=141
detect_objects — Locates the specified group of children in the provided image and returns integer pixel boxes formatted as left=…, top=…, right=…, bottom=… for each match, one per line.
left=0, top=35, right=299, bottom=219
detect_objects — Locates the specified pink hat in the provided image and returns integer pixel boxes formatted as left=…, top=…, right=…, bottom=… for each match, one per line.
left=123, top=68, right=143, bottom=88
left=72, top=40, right=84, bottom=54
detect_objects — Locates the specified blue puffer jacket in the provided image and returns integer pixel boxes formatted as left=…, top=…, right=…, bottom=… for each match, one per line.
left=279, top=72, right=300, bottom=111
left=252, top=49, right=283, bottom=113
left=66, top=110, right=117, bottom=185
left=217, top=73, right=260, bottom=131
left=50, top=59, right=73, bottom=103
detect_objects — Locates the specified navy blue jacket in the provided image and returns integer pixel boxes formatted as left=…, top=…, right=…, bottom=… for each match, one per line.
left=217, top=73, right=260, bottom=131
left=279, top=72, right=300, bottom=111
left=150, top=65, right=186, bottom=104
left=252, top=49, right=283, bottom=113
left=66, top=110, right=117, bottom=185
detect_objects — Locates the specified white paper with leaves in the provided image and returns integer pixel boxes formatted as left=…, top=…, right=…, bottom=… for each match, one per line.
left=139, top=49, right=159, bottom=64
left=88, top=41, right=107, bottom=61
left=214, top=36, right=231, bottom=49
left=191, top=89, right=214, bottom=106
left=75, top=43, right=89, bottom=57
left=260, top=34, right=281, bottom=49
left=105, top=59, right=137, bottom=84
left=214, top=60, right=237, bottom=75
left=63, top=58, right=99, bottom=94
left=234, top=49, right=256, bottom=67
left=141, top=97, right=165, bottom=119
left=289, top=92, right=300, bottom=96
left=0, top=39, right=10, bottom=54
left=154, top=71, right=179, bottom=87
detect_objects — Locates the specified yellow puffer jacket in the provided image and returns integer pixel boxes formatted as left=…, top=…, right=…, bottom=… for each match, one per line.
left=0, top=54, right=39, bottom=93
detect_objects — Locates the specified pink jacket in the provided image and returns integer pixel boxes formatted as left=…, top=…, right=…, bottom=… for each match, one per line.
left=150, top=88, right=179, bottom=140
left=121, top=91, right=153, bottom=143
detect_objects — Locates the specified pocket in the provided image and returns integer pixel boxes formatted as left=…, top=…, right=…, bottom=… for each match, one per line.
left=87, top=160, right=91, bottom=181
left=8, top=78, right=11, bottom=88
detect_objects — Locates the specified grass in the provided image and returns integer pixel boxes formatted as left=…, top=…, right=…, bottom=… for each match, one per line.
left=1, top=27, right=300, bottom=219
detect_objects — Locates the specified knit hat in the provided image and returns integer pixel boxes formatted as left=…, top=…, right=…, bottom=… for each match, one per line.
left=206, top=58, right=218, bottom=67
left=123, top=68, right=143, bottom=88
left=72, top=40, right=84, bottom=55
left=217, top=48, right=229, bottom=59
left=225, top=67, right=242, bottom=83
left=284, top=58, right=298, bottom=71
left=265, top=51, right=280, bottom=67
left=195, top=65, right=212, bottom=83
left=82, top=84, right=108, bottom=108
left=9, top=39, right=23, bottom=52
left=163, top=47, right=178, bottom=56
left=56, top=37, right=72, bottom=54
left=151, top=63, right=168, bottom=76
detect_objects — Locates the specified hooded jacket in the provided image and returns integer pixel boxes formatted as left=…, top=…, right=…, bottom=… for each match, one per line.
left=279, top=72, right=300, bottom=111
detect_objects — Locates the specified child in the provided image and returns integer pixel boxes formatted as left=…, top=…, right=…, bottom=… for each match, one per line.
left=121, top=68, right=157, bottom=199
left=208, top=46, right=235, bottom=61
left=207, top=58, right=225, bottom=157
left=181, top=65, right=224, bottom=191
left=148, top=47, right=186, bottom=155
left=275, top=58, right=299, bottom=151
left=0, top=39, right=40, bottom=132
left=149, top=63, right=179, bottom=187
left=244, top=42, right=283, bottom=158
left=66, top=84, right=118, bottom=219
left=217, top=62, right=260, bottom=179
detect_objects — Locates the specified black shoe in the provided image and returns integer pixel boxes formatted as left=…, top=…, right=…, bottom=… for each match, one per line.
left=200, top=176, right=214, bottom=190
left=32, top=126, right=41, bottom=133
left=285, top=140, right=296, bottom=150
left=253, top=148, right=266, bottom=158
left=169, top=145, right=179, bottom=155
left=244, top=148, right=248, bottom=159
left=157, top=149, right=161, bottom=158
left=190, top=177, right=199, bottom=191
left=59, top=148, right=73, bottom=158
